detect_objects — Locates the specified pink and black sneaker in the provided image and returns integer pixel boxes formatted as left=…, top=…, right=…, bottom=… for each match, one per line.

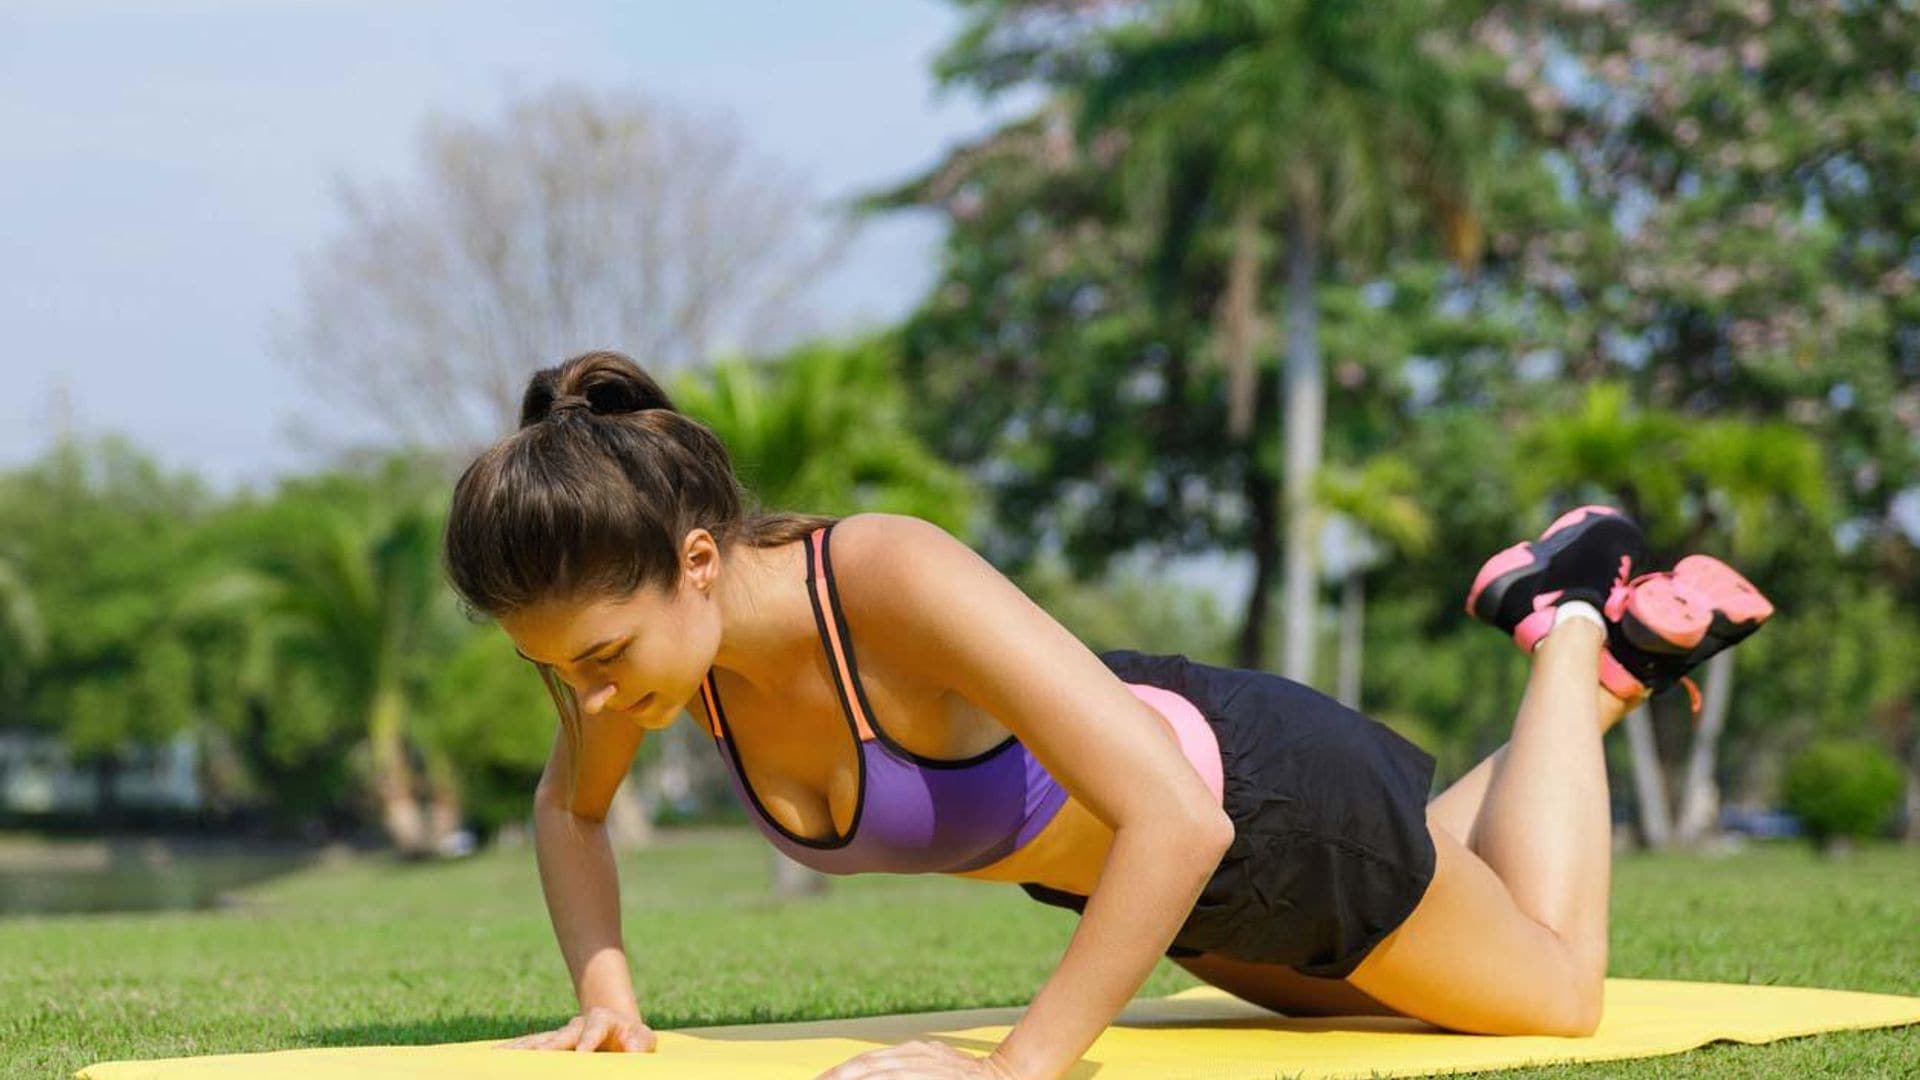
left=1467, top=505, right=1651, bottom=652
left=1597, top=555, right=1775, bottom=709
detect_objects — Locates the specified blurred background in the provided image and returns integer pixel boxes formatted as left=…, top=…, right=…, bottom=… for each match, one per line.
left=3, top=0, right=1917, bottom=920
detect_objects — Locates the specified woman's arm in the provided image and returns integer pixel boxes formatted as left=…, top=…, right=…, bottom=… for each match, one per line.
left=991, top=812, right=1229, bottom=1078
left=532, top=798, right=644, bottom=1018
left=532, top=716, right=649, bottom=1018
left=833, top=514, right=1236, bottom=1080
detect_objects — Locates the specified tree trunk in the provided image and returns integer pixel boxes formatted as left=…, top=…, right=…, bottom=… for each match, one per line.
left=367, top=686, right=429, bottom=857
left=1218, top=203, right=1265, bottom=441
left=420, top=744, right=467, bottom=857
left=1904, top=760, right=1920, bottom=844
left=604, top=775, right=655, bottom=852
left=769, top=848, right=829, bottom=898
left=1279, top=194, right=1324, bottom=686
left=1336, top=570, right=1364, bottom=710
left=1623, top=703, right=1672, bottom=849
left=1235, top=461, right=1280, bottom=670
left=1675, top=650, right=1736, bottom=847
left=93, top=752, right=123, bottom=827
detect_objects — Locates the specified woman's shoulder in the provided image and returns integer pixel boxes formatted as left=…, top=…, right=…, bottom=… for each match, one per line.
left=822, top=512, right=952, bottom=564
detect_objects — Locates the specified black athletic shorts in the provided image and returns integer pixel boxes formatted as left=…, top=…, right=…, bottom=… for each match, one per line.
left=1018, top=648, right=1438, bottom=979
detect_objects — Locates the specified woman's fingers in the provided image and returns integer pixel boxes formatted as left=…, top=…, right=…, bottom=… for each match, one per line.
left=536, top=1016, right=585, bottom=1050
left=611, top=1019, right=659, bottom=1053
left=496, top=1009, right=657, bottom=1053
left=574, top=1016, right=610, bottom=1053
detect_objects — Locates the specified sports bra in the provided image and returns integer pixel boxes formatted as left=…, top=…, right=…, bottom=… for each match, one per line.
left=697, top=521, right=1223, bottom=877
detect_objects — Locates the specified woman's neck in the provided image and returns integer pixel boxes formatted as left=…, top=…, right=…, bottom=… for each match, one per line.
left=709, top=537, right=815, bottom=698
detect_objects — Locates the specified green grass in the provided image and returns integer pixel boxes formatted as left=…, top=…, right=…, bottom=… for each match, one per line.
left=3, top=832, right=1916, bottom=1078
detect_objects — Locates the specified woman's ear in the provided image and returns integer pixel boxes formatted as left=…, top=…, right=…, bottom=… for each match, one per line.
left=682, top=527, right=720, bottom=594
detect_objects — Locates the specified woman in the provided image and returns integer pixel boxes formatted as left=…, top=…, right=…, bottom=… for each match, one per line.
left=449, top=351, right=1773, bottom=1080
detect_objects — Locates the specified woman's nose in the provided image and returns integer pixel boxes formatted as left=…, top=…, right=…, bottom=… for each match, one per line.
left=580, top=682, right=618, bottom=714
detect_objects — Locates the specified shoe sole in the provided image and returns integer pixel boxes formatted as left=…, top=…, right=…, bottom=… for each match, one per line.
left=1606, top=556, right=1775, bottom=700
left=1619, top=556, right=1774, bottom=654
left=1619, top=575, right=1711, bottom=653
left=1466, top=505, right=1630, bottom=623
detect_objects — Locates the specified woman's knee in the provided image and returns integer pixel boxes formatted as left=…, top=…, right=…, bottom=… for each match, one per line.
left=1347, top=827, right=1608, bottom=1036
left=1556, top=972, right=1605, bottom=1036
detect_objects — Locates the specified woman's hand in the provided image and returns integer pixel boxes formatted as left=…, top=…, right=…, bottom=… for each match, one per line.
left=813, top=1039, right=1025, bottom=1079
left=493, top=1005, right=658, bottom=1053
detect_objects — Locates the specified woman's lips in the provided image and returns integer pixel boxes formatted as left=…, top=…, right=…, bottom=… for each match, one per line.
left=622, top=693, right=657, bottom=714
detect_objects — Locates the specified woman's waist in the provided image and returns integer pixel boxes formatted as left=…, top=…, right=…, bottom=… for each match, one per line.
left=949, top=680, right=1225, bottom=891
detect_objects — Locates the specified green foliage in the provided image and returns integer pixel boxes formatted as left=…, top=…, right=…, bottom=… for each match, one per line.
left=169, top=454, right=461, bottom=830
left=1014, top=554, right=1235, bottom=665
left=0, top=436, right=215, bottom=757
left=415, top=627, right=591, bottom=840
left=0, top=553, right=44, bottom=707
left=1315, top=454, right=1434, bottom=557
left=672, top=336, right=982, bottom=534
left=1781, top=739, right=1905, bottom=847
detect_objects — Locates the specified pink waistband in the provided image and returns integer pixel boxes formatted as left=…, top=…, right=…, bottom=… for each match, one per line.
left=1124, top=683, right=1224, bottom=807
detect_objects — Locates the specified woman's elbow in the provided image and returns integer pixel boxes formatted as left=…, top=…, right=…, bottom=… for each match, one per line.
left=1198, top=806, right=1235, bottom=852
left=1167, top=804, right=1234, bottom=857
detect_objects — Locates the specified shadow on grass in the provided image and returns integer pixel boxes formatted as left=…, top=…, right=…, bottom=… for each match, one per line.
left=301, top=1017, right=550, bottom=1048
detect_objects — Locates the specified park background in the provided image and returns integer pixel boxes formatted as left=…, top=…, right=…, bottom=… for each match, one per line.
left=3, top=1, right=1917, bottom=1076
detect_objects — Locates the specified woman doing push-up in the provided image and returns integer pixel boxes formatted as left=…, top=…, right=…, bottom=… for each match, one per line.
left=443, top=350, right=1774, bottom=1080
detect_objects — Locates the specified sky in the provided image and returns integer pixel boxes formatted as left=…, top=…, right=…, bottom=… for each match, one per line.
left=1, top=0, right=1037, bottom=494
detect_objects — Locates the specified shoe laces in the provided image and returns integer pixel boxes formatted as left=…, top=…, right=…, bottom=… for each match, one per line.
left=1681, top=675, right=1703, bottom=715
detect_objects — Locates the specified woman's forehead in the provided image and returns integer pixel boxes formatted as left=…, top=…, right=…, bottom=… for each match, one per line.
left=502, top=591, right=659, bottom=653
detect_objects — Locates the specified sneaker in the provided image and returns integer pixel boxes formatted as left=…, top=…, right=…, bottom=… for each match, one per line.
left=1599, top=555, right=1775, bottom=708
left=1467, top=505, right=1651, bottom=652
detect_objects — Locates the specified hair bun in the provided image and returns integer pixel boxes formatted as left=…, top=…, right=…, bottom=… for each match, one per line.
left=547, top=393, right=594, bottom=419
left=520, top=350, right=678, bottom=429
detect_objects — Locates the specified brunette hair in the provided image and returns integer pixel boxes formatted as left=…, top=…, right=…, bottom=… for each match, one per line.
left=443, top=349, right=836, bottom=816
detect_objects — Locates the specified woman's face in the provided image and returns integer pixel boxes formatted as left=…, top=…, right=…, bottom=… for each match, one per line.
left=498, top=548, right=721, bottom=730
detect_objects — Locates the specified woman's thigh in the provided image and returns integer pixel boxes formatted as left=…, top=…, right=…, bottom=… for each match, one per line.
left=1341, top=814, right=1601, bottom=1036
left=1171, top=952, right=1404, bottom=1018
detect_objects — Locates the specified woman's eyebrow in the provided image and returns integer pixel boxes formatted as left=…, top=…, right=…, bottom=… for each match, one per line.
left=515, top=636, right=626, bottom=666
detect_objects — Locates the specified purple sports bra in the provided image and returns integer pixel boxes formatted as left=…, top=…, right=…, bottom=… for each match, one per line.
left=697, top=522, right=1221, bottom=876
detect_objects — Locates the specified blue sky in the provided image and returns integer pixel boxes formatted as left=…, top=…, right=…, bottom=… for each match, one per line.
left=1, top=1, right=1034, bottom=493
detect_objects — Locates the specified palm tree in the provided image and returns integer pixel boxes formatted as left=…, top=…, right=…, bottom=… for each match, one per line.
left=1671, top=418, right=1830, bottom=847
left=1075, top=0, right=1504, bottom=683
left=184, top=460, right=457, bottom=857
left=1520, top=384, right=1830, bottom=849
left=673, top=336, right=982, bottom=896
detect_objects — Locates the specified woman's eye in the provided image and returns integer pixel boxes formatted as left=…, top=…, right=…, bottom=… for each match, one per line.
left=594, top=646, right=629, bottom=668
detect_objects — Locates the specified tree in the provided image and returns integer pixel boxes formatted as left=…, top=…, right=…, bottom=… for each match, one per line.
left=184, top=457, right=461, bottom=856
left=1052, top=0, right=1506, bottom=683
left=1669, top=417, right=1832, bottom=845
left=280, top=84, right=848, bottom=453
left=922, top=0, right=1526, bottom=681
left=1518, top=384, right=1831, bottom=848
left=0, top=436, right=215, bottom=821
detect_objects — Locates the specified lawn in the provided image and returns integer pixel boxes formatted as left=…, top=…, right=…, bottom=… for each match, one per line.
left=3, top=831, right=1915, bottom=1078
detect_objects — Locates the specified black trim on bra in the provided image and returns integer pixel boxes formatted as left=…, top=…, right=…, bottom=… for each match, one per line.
left=815, top=521, right=1020, bottom=771
left=705, top=526, right=865, bottom=850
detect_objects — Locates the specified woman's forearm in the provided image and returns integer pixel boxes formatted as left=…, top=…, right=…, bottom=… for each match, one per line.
left=988, top=813, right=1233, bottom=1080
left=532, top=801, right=643, bottom=1018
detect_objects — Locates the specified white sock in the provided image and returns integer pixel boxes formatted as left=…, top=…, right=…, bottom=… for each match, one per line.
left=1552, top=600, right=1606, bottom=636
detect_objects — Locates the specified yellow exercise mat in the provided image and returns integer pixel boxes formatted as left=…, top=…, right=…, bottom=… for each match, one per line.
left=77, top=978, right=1920, bottom=1080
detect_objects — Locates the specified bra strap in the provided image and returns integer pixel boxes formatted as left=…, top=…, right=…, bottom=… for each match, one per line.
left=807, top=524, right=877, bottom=741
